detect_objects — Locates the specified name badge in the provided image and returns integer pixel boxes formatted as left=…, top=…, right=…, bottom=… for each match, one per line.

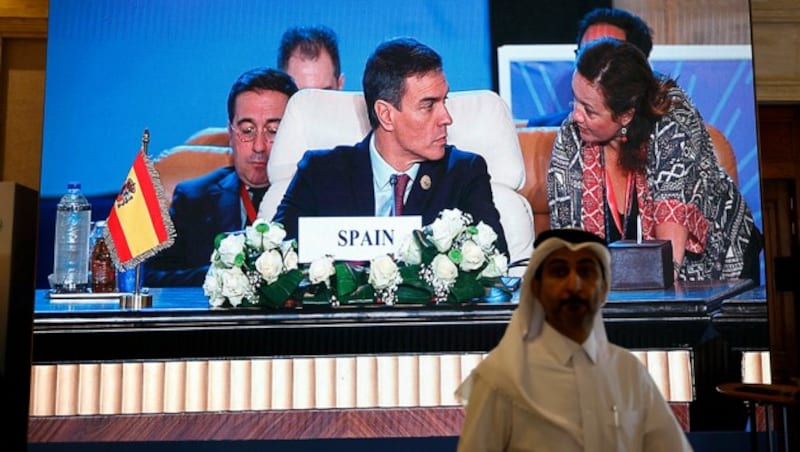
left=298, top=216, right=422, bottom=263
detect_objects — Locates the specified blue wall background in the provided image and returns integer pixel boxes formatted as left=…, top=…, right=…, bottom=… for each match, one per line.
left=40, top=0, right=491, bottom=197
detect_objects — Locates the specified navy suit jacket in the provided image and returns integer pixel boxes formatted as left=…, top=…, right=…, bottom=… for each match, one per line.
left=273, top=134, right=509, bottom=256
left=144, top=166, right=243, bottom=287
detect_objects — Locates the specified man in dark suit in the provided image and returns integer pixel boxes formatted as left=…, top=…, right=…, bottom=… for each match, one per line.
left=273, top=38, right=508, bottom=256
left=145, top=68, right=298, bottom=286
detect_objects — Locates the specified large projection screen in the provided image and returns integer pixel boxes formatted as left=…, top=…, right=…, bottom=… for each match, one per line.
left=36, top=0, right=762, bottom=286
left=29, top=0, right=765, bottom=442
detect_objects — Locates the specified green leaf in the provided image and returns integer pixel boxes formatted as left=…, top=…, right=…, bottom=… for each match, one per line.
left=256, top=222, right=269, bottom=234
left=339, top=284, right=376, bottom=304
left=258, top=269, right=304, bottom=308
left=466, top=225, right=478, bottom=235
left=420, top=245, right=439, bottom=264
left=399, top=265, right=427, bottom=288
left=449, top=271, right=484, bottom=303
left=213, top=233, right=227, bottom=249
left=234, top=253, right=245, bottom=266
left=334, top=262, right=360, bottom=297
left=302, top=282, right=333, bottom=305
left=396, top=285, right=433, bottom=304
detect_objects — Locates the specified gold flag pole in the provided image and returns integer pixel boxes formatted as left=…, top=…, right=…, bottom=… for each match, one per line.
left=120, top=128, right=153, bottom=309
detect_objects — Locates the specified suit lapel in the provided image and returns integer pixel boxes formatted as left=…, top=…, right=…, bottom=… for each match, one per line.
left=405, top=147, right=448, bottom=215
left=350, top=135, right=377, bottom=216
left=214, top=168, right=242, bottom=230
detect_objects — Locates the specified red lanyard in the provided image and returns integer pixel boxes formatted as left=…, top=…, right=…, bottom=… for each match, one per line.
left=239, top=184, right=258, bottom=224
left=605, top=169, right=633, bottom=236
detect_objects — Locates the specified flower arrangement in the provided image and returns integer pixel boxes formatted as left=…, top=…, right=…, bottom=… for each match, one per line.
left=203, top=219, right=303, bottom=308
left=203, top=209, right=510, bottom=308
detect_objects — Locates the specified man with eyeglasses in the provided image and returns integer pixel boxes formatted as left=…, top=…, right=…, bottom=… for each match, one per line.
left=145, top=67, right=298, bottom=287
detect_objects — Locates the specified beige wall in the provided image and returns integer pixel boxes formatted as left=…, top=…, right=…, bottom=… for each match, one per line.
left=1, top=0, right=799, bottom=191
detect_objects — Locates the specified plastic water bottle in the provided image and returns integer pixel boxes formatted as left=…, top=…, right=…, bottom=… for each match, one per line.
left=53, top=182, right=92, bottom=293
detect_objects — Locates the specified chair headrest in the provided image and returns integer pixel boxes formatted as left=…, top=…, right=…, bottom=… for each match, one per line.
left=268, top=89, right=525, bottom=190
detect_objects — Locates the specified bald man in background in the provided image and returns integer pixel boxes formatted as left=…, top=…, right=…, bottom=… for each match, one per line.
left=278, top=25, right=345, bottom=90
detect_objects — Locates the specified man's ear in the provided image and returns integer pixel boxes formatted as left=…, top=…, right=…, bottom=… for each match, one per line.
left=374, top=99, right=395, bottom=131
left=227, top=123, right=235, bottom=148
left=336, top=74, right=345, bottom=91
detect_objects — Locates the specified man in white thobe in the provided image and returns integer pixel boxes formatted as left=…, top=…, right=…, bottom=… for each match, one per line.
left=456, top=228, right=693, bottom=452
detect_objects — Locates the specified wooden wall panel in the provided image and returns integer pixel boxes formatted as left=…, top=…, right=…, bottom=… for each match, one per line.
left=0, top=38, right=45, bottom=190
left=615, top=0, right=751, bottom=45
left=751, top=0, right=800, bottom=101
left=757, top=106, right=800, bottom=387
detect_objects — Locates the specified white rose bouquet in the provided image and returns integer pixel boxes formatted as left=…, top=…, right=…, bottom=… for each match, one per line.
left=203, top=220, right=304, bottom=308
left=204, top=210, right=511, bottom=308
left=393, top=208, right=510, bottom=304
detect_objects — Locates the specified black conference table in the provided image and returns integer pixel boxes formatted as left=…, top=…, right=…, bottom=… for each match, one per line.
left=32, top=279, right=755, bottom=362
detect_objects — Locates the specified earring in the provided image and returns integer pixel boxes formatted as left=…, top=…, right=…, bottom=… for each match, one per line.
left=619, top=126, right=628, bottom=143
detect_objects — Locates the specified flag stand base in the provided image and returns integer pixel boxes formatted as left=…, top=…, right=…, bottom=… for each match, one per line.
left=120, top=292, right=153, bottom=309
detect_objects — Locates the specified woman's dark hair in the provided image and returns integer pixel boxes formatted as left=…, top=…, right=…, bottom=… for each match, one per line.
left=576, top=38, right=676, bottom=172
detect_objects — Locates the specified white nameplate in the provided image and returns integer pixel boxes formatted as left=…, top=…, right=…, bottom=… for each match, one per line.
left=298, top=216, right=422, bottom=263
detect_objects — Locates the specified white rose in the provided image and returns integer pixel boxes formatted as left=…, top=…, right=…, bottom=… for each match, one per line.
left=429, top=215, right=464, bottom=253
left=220, top=267, right=252, bottom=306
left=474, top=221, right=498, bottom=252
left=431, top=253, right=458, bottom=283
left=203, top=267, right=225, bottom=307
left=255, top=249, right=284, bottom=284
left=480, top=253, right=509, bottom=278
left=245, top=220, right=286, bottom=251
left=396, top=234, right=422, bottom=265
left=245, top=219, right=269, bottom=250
left=308, top=256, right=336, bottom=286
left=264, top=223, right=287, bottom=249
left=459, top=240, right=486, bottom=271
left=439, top=208, right=467, bottom=224
left=217, top=233, right=246, bottom=267
left=369, top=254, right=400, bottom=290
left=282, top=247, right=299, bottom=271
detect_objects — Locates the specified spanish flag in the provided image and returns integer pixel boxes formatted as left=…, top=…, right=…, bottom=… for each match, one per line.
left=104, top=132, right=175, bottom=270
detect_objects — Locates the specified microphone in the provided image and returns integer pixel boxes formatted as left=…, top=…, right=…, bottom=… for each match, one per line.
left=389, top=174, right=398, bottom=216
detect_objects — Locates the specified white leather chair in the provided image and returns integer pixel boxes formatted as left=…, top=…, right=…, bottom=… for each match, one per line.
left=259, top=89, right=534, bottom=267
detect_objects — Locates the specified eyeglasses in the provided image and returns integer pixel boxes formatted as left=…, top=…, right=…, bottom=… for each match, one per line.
left=231, top=122, right=279, bottom=143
